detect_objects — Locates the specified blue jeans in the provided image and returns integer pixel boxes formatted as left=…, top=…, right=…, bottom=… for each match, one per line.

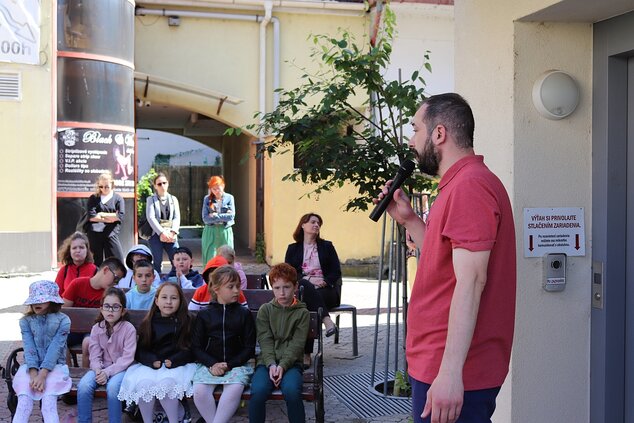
left=248, top=365, right=305, bottom=423
left=148, top=233, right=179, bottom=273
left=77, top=370, right=126, bottom=423
left=410, top=376, right=500, bottom=423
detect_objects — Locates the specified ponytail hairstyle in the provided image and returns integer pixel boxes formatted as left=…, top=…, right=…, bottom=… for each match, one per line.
left=153, top=172, right=168, bottom=185
left=138, top=282, right=192, bottom=350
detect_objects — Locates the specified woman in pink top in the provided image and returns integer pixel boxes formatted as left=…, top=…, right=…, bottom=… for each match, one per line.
left=77, top=287, right=137, bottom=423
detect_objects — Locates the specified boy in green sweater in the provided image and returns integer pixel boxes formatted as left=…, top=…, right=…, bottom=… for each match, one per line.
left=248, top=263, right=309, bottom=423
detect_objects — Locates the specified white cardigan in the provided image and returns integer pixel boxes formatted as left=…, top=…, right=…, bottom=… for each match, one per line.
left=146, top=193, right=181, bottom=235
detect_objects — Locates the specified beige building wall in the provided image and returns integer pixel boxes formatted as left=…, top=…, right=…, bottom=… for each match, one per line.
left=455, top=1, right=591, bottom=422
left=0, top=1, right=54, bottom=272
left=222, top=132, right=255, bottom=250
left=266, top=7, right=456, bottom=265
left=0, top=1, right=455, bottom=274
left=135, top=12, right=261, bottom=130
left=263, top=12, right=372, bottom=264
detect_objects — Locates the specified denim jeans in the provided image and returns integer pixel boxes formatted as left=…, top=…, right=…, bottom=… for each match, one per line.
left=248, top=365, right=305, bottom=423
left=410, top=376, right=500, bottom=423
left=148, top=233, right=179, bottom=273
left=77, top=370, right=126, bottom=423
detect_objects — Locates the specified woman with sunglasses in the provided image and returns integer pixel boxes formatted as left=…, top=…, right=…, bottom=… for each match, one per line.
left=146, top=172, right=181, bottom=273
left=86, top=172, right=125, bottom=266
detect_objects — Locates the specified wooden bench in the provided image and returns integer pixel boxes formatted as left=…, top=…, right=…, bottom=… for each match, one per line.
left=5, top=298, right=325, bottom=422
left=245, top=273, right=269, bottom=289
left=67, top=288, right=197, bottom=366
left=243, top=288, right=274, bottom=310
left=3, top=308, right=148, bottom=417
left=227, top=289, right=325, bottom=421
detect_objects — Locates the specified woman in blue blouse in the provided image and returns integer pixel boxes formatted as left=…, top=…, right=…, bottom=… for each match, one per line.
left=201, top=175, right=235, bottom=263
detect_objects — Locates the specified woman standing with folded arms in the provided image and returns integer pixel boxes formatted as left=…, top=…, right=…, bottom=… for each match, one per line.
left=86, top=172, right=124, bottom=266
left=201, top=176, right=235, bottom=264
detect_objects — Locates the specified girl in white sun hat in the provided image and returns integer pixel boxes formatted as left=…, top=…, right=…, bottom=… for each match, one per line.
left=12, top=280, right=72, bottom=423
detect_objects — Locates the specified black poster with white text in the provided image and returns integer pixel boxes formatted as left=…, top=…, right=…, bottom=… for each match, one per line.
left=57, top=128, right=135, bottom=193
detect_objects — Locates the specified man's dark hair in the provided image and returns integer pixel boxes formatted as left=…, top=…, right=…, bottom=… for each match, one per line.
left=100, top=257, right=126, bottom=275
left=423, top=93, right=475, bottom=149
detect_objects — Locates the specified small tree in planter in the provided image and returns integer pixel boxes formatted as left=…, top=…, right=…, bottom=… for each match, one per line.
left=229, top=8, right=437, bottom=397
left=228, top=9, right=435, bottom=210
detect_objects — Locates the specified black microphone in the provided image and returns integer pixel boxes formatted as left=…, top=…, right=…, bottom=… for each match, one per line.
left=369, top=159, right=416, bottom=222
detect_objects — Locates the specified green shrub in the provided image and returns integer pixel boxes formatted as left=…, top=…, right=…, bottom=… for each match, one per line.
left=255, top=233, right=266, bottom=263
left=137, top=168, right=158, bottom=219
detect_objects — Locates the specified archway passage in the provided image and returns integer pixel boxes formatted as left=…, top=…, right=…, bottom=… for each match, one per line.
left=135, top=101, right=258, bottom=258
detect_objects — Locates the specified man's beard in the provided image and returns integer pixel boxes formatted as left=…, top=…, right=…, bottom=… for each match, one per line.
left=417, top=134, right=440, bottom=176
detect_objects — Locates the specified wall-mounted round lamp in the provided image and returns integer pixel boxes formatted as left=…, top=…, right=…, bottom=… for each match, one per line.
left=532, top=70, right=579, bottom=120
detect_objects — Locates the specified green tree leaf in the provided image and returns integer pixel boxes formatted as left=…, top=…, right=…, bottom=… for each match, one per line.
left=232, top=6, right=435, bottom=211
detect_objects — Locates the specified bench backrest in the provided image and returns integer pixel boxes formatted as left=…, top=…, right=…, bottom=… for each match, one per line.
left=63, top=307, right=148, bottom=333
left=243, top=289, right=274, bottom=310
left=245, top=273, right=268, bottom=289
left=243, top=289, right=322, bottom=343
left=183, top=288, right=196, bottom=304
left=243, top=286, right=308, bottom=307
left=64, top=306, right=321, bottom=342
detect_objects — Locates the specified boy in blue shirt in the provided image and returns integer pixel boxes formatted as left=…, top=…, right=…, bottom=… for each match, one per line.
left=125, top=260, right=157, bottom=310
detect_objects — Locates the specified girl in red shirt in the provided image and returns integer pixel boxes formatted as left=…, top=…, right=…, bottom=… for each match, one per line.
left=55, top=232, right=97, bottom=296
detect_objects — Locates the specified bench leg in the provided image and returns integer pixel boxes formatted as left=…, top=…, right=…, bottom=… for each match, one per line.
left=334, top=314, right=341, bottom=344
left=351, top=308, right=358, bottom=356
left=7, top=386, right=17, bottom=417
left=5, top=347, right=23, bottom=417
left=315, top=394, right=325, bottom=423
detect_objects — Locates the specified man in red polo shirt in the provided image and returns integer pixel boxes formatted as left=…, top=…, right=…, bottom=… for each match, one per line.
left=377, top=93, right=516, bottom=423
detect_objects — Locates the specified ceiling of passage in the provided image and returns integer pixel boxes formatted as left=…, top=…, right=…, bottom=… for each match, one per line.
left=135, top=102, right=230, bottom=137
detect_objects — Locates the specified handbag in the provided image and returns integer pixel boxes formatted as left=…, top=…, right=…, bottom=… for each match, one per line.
left=138, top=194, right=157, bottom=240
left=138, top=217, right=153, bottom=240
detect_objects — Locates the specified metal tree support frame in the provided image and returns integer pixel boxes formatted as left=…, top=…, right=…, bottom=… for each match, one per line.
left=369, top=193, right=427, bottom=398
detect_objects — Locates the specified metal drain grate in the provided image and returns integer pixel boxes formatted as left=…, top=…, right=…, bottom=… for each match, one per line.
left=324, top=371, right=411, bottom=418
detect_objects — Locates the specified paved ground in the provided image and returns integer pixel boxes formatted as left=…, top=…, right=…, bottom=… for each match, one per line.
left=0, top=251, right=413, bottom=422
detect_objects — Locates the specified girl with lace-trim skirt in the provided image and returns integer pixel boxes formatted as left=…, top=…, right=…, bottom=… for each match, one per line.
left=118, top=282, right=196, bottom=423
